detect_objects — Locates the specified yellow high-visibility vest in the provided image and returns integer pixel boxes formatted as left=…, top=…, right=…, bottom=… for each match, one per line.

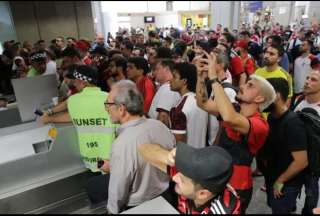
left=67, top=87, right=117, bottom=172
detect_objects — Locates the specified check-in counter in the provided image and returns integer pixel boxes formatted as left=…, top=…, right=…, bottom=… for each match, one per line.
left=0, top=107, right=22, bottom=128
left=0, top=120, right=90, bottom=213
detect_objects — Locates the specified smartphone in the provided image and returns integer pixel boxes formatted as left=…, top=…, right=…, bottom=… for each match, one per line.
left=34, top=109, right=43, bottom=116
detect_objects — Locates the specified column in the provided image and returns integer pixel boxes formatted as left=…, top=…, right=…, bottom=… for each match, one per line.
left=0, top=1, right=18, bottom=42
left=231, top=1, right=240, bottom=30
left=210, top=1, right=239, bottom=30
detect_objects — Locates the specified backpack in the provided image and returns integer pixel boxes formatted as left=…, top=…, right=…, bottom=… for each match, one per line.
left=290, top=96, right=320, bottom=175
left=296, top=109, right=320, bottom=176
left=290, top=94, right=305, bottom=111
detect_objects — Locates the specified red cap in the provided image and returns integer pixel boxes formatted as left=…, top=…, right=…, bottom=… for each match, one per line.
left=75, top=40, right=90, bottom=52
left=235, top=40, right=248, bottom=49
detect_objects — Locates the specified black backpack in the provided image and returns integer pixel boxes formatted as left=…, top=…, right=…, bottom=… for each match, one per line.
left=296, top=109, right=320, bottom=176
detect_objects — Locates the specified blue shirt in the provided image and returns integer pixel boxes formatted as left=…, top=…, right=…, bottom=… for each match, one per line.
left=280, top=53, right=290, bottom=72
left=91, top=42, right=108, bottom=50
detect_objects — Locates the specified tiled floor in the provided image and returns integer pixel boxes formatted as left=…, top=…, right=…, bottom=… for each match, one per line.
left=42, top=168, right=319, bottom=214
left=247, top=170, right=320, bottom=214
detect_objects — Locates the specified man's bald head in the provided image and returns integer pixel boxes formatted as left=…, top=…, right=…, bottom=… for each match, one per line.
left=95, top=33, right=105, bottom=45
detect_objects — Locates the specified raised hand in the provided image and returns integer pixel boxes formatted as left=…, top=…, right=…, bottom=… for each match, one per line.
left=201, top=50, right=218, bottom=80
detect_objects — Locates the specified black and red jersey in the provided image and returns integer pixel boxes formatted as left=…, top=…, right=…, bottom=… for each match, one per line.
left=167, top=166, right=241, bottom=214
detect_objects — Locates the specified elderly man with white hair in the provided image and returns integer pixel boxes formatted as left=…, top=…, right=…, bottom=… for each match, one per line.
left=196, top=51, right=276, bottom=214
left=104, top=80, right=176, bottom=214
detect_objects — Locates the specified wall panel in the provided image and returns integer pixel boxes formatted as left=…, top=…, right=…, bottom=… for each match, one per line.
left=9, top=1, right=94, bottom=43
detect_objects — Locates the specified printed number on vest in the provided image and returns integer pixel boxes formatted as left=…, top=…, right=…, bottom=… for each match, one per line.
left=86, top=141, right=98, bottom=148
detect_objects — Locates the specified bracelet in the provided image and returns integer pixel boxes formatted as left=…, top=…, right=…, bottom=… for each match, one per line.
left=273, top=182, right=284, bottom=192
left=206, top=77, right=221, bottom=86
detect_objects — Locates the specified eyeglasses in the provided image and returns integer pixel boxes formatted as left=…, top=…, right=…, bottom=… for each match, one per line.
left=104, top=102, right=117, bottom=108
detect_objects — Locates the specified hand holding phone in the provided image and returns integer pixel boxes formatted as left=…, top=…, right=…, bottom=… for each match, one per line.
left=98, top=159, right=110, bottom=173
left=34, top=109, right=44, bottom=116
left=97, top=160, right=105, bottom=169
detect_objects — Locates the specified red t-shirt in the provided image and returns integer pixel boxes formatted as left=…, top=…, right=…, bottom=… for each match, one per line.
left=136, top=76, right=155, bottom=114
left=167, top=166, right=241, bottom=214
left=241, top=55, right=255, bottom=75
left=230, top=55, right=244, bottom=77
left=222, top=112, right=269, bottom=190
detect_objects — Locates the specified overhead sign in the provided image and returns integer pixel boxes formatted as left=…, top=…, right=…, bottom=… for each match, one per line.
left=249, top=1, right=263, bottom=13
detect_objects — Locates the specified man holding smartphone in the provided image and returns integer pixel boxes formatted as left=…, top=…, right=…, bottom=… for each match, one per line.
left=195, top=50, right=276, bottom=213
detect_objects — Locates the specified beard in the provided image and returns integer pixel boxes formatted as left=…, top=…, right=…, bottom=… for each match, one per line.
left=235, top=94, right=251, bottom=108
left=263, top=58, right=272, bottom=66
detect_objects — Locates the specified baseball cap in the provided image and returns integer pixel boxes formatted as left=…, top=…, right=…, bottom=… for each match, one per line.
left=72, top=65, right=99, bottom=85
left=75, top=40, right=91, bottom=52
left=175, top=142, right=233, bottom=194
left=30, top=51, right=47, bottom=62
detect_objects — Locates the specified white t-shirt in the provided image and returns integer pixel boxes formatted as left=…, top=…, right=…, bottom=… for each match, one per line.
left=148, top=83, right=181, bottom=119
left=294, top=55, right=312, bottom=94
left=208, top=80, right=237, bottom=145
left=294, top=99, right=320, bottom=116
left=43, top=60, right=59, bottom=82
left=171, top=92, right=208, bottom=149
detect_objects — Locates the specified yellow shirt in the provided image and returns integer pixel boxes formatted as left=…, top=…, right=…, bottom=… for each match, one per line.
left=255, top=66, right=293, bottom=119
left=255, top=66, right=293, bottom=97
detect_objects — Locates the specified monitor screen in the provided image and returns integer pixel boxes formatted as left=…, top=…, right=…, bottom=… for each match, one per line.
left=144, top=16, right=155, bottom=23
left=11, top=74, right=58, bottom=122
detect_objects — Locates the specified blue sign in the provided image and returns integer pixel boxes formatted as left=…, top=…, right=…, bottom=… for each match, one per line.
left=249, top=1, right=263, bottom=13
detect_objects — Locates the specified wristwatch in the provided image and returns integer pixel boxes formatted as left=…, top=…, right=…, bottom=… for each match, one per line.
left=207, top=77, right=221, bottom=86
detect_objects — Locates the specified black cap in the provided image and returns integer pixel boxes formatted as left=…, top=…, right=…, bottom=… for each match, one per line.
left=30, top=51, right=46, bottom=62
left=72, top=65, right=99, bottom=85
left=175, top=142, right=233, bottom=194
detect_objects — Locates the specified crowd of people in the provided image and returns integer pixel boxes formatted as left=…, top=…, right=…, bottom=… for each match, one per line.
left=1, top=21, right=320, bottom=214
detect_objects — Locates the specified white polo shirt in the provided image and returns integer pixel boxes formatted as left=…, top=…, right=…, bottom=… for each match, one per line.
left=148, top=82, right=181, bottom=119
left=170, top=92, right=208, bottom=149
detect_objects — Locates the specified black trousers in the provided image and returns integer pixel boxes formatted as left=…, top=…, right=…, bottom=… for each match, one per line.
left=85, top=172, right=110, bottom=205
left=236, top=188, right=253, bottom=214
